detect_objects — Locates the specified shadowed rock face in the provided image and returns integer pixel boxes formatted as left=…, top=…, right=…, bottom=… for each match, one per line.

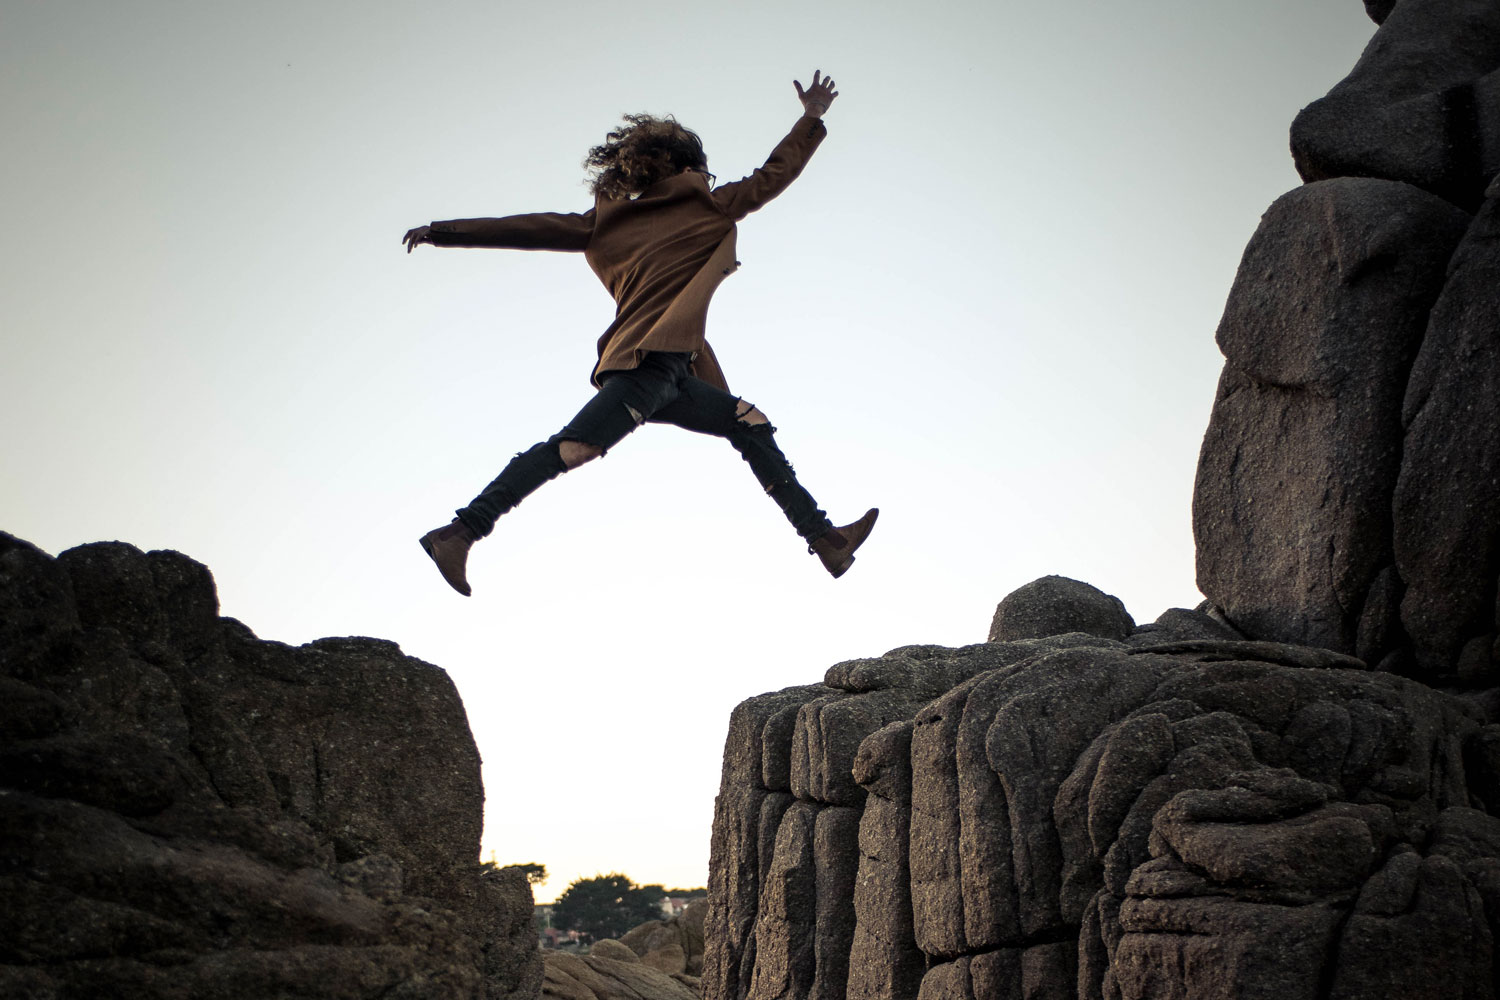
left=0, top=532, right=542, bottom=1000
left=1194, top=1, right=1500, bottom=686
left=1193, top=177, right=1470, bottom=656
left=706, top=4, right=1500, bottom=984
left=1394, top=175, right=1500, bottom=679
left=1291, top=0, right=1500, bottom=211
left=705, top=620, right=1500, bottom=1000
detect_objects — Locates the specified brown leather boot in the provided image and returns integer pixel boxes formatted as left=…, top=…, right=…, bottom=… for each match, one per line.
left=810, top=508, right=879, bottom=579
left=419, top=520, right=476, bottom=596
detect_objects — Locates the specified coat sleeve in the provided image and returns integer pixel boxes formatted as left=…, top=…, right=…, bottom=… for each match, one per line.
left=426, top=209, right=596, bottom=251
left=711, top=116, right=828, bottom=221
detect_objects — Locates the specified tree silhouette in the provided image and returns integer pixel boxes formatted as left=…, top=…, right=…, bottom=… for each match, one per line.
left=551, top=873, right=666, bottom=942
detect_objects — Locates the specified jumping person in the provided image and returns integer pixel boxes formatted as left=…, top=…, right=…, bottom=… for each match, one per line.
left=404, top=70, right=876, bottom=596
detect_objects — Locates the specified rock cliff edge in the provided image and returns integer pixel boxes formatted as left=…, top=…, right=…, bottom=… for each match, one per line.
left=0, top=534, right=542, bottom=1000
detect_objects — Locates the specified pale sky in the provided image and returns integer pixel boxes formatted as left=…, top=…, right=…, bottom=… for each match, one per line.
left=2, top=1, right=1375, bottom=902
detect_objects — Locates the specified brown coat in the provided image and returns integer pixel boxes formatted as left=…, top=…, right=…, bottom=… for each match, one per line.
left=426, top=115, right=828, bottom=392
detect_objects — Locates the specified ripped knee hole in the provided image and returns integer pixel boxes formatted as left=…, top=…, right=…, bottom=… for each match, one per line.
left=557, top=438, right=603, bottom=468
left=735, top=401, right=771, bottom=426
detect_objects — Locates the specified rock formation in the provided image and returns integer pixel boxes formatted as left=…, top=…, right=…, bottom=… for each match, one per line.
left=10, top=3, right=1500, bottom=999
left=706, top=595, right=1500, bottom=999
left=1200, top=0, right=1500, bottom=681
left=618, top=898, right=709, bottom=978
left=539, top=898, right=709, bottom=1000
left=541, top=941, right=702, bottom=1000
left=1290, top=0, right=1500, bottom=212
left=705, top=2, right=1500, bottom=998
left=0, top=533, right=542, bottom=999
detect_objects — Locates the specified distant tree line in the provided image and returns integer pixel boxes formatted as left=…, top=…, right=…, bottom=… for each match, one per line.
left=552, top=873, right=667, bottom=943
left=482, top=866, right=707, bottom=943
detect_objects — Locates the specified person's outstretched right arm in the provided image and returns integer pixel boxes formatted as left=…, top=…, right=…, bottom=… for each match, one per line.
left=403, top=209, right=596, bottom=253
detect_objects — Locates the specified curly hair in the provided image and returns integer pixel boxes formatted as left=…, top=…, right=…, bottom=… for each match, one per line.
left=585, top=114, right=710, bottom=200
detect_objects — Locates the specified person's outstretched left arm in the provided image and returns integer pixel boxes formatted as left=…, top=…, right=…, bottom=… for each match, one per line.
left=713, top=70, right=839, bottom=221
left=403, top=208, right=596, bottom=253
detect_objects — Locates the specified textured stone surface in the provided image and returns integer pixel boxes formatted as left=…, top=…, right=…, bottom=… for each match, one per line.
left=792, top=689, right=934, bottom=806
left=987, top=575, right=1135, bottom=643
left=1124, top=606, right=1243, bottom=647
left=588, top=940, right=638, bottom=963
left=1193, top=177, right=1470, bottom=655
left=1291, top=0, right=1500, bottom=210
left=1113, top=892, right=1340, bottom=1000
left=705, top=683, right=831, bottom=1000
left=847, top=721, right=923, bottom=1000
left=745, top=800, right=819, bottom=1000
left=1327, top=850, right=1492, bottom=1000
left=709, top=9, right=1500, bottom=998
left=1193, top=1, right=1500, bottom=688
left=642, top=944, right=687, bottom=975
left=542, top=950, right=701, bottom=1000
left=708, top=634, right=1126, bottom=1000
left=1395, top=178, right=1500, bottom=681
left=809, top=806, right=860, bottom=1000
left=619, top=899, right=708, bottom=977
left=0, top=532, right=540, bottom=1000
left=708, top=630, right=1500, bottom=1000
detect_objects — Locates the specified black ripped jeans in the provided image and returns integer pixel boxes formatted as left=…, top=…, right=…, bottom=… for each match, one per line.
left=455, top=351, right=835, bottom=543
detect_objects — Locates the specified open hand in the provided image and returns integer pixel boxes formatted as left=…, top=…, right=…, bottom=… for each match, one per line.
left=402, top=225, right=432, bottom=253
left=794, top=70, right=838, bottom=118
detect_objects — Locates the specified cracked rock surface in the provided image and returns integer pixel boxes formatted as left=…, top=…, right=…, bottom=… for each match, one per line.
left=0, top=532, right=542, bottom=1000
left=705, top=5, right=1500, bottom=992
left=705, top=621, right=1500, bottom=1000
